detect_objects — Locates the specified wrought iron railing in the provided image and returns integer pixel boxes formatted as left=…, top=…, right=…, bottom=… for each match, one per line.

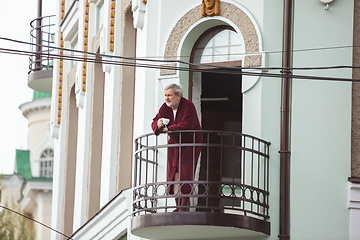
left=28, top=15, right=56, bottom=74
left=133, top=130, right=271, bottom=219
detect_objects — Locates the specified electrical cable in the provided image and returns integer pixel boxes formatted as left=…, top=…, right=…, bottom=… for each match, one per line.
left=1, top=36, right=360, bottom=72
left=1, top=36, right=360, bottom=82
left=0, top=204, right=73, bottom=240
left=2, top=35, right=357, bottom=63
left=1, top=46, right=359, bottom=83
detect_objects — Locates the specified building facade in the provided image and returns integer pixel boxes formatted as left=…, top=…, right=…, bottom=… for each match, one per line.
left=0, top=92, right=54, bottom=240
left=47, top=0, right=360, bottom=240
left=19, top=92, right=54, bottom=240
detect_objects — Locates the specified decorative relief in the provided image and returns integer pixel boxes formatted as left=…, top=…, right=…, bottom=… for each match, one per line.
left=61, top=0, right=65, bottom=19
left=110, top=0, right=116, bottom=52
left=161, top=2, right=261, bottom=76
left=57, top=0, right=66, bottom=124
left=21, top=104, right=51, bottom=119
left=58, top=32, right=64, bottom=124
left=160, top=63, right=177, bottom=76
left=201, top=0, right=220, bottom=17
left=132, top=0, right=146, bottom=29
left=82, top=0, right=90, bottom=92
left=244, top=55, right=262, bottom=68
left=51, top=0, right=66, bottom=136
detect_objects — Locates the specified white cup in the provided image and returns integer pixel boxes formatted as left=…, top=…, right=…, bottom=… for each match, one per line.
left=162, top=118, right=170, bottom=125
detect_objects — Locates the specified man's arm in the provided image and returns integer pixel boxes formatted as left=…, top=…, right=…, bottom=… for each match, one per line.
left=151, top=104, right=168, bottom=135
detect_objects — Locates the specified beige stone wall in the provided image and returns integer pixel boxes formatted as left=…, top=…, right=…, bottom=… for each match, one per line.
left=352, top=1, right=360, bottom=178
left=86, top=29, right=103, bottom=219
left=116, top=0, right=135, bottom=192
left=62, top=65, right=78, bottom=239
left=121, top=0, right=131, bottom=15
left=26, top=110, right=51, bottom=161
left=161, top=2, right=261, bottom=75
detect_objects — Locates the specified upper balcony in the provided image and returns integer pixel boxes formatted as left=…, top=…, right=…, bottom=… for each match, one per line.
left=131, top=130, right=271, bottom=239
left=28, top=15, right=55, bottom=94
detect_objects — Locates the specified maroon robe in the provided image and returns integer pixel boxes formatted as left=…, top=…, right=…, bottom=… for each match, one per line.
left=151, top=98, right=203, bottom=203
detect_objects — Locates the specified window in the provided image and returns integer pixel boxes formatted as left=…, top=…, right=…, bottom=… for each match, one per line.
left=40, top=148, right=54, bottom=178
left=193, top=28, right=245, bottom=64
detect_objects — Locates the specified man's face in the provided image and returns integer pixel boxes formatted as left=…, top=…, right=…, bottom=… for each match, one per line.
left=165, top=89, right=180, bottom=109
left=204, top=0, right=215, bottom=9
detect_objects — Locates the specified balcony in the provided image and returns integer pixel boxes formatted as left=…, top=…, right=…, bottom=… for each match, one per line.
left=28, top=15, right=55, bottom=94
left=132, top=130, right=271, bottom=239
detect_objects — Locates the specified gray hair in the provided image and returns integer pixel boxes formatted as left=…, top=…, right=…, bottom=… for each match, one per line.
left=165, top=83, right=183, bottom=97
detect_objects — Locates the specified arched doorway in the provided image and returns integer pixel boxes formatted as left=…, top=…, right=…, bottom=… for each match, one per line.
left=190, top=26, right=244, bottom=210
left=190, top=26, right=243, bottom=134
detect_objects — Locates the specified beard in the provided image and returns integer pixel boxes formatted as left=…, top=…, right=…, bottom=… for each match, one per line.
left=166, top=97, right=179, bottom=109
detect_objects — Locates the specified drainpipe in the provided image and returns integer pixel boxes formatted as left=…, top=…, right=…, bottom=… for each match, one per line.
left=35, top=0, right=42, bottom=70
left=279, top=0, right=293, bottom=240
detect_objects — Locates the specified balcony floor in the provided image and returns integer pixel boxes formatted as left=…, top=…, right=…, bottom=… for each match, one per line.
left=28, top=69, right=53, bottom=94
left=132, top=212, right=270, bottom=239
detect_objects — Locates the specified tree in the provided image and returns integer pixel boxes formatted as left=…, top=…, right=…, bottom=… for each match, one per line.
left=0, top=176, right=35, bottom=240
left=0, top=203, right=16, bottom=240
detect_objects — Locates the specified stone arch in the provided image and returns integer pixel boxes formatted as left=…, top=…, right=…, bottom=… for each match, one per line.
left=160, top=2, right=262, bottom=76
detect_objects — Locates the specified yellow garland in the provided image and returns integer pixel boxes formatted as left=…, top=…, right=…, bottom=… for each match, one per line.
left=82, top=0, right=90, bottom=92
left=58, top=32, right=64, bottom=124
left=109, top=0, right=116, bottom=52
left=61, top=0, right=65, bottom=19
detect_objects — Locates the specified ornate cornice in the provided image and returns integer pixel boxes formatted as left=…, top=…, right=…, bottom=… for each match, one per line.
left=19, top=98, right=52, bottom=119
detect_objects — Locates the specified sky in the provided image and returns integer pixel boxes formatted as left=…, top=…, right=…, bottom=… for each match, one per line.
left=0, top=0, right=55, bottom=174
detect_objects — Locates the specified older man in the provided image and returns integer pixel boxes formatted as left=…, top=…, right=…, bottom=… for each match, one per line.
left=151, top=84, right=202, bottom=211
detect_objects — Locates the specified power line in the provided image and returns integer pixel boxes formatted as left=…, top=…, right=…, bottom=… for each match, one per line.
left=1, top=36, right=359, bottom=82
left=1, top=46, right=358, bottom=83
left=0, top=204, right=73, bottom=240
left=1, top=35, right=358, bottom=65
left=0, top=36, right=357, bottom=71
left=0, top=35, right=357, bottom=73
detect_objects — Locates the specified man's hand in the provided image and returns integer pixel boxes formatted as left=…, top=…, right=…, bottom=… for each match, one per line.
left=157, top=119, right=164, bottom=129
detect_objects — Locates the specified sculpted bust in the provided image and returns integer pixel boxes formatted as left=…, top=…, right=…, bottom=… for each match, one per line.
left=201, top=0, right=220, bottom=17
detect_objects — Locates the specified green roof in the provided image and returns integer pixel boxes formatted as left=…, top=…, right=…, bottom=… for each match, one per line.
left=33, top=91, right=52, bottom=100
left=15, top=150, right=32, bottom=180
left=28, top=177, right=53, bottom=182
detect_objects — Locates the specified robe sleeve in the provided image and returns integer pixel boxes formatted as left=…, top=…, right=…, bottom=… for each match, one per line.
left=151, top=104, right=166, bottom=135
